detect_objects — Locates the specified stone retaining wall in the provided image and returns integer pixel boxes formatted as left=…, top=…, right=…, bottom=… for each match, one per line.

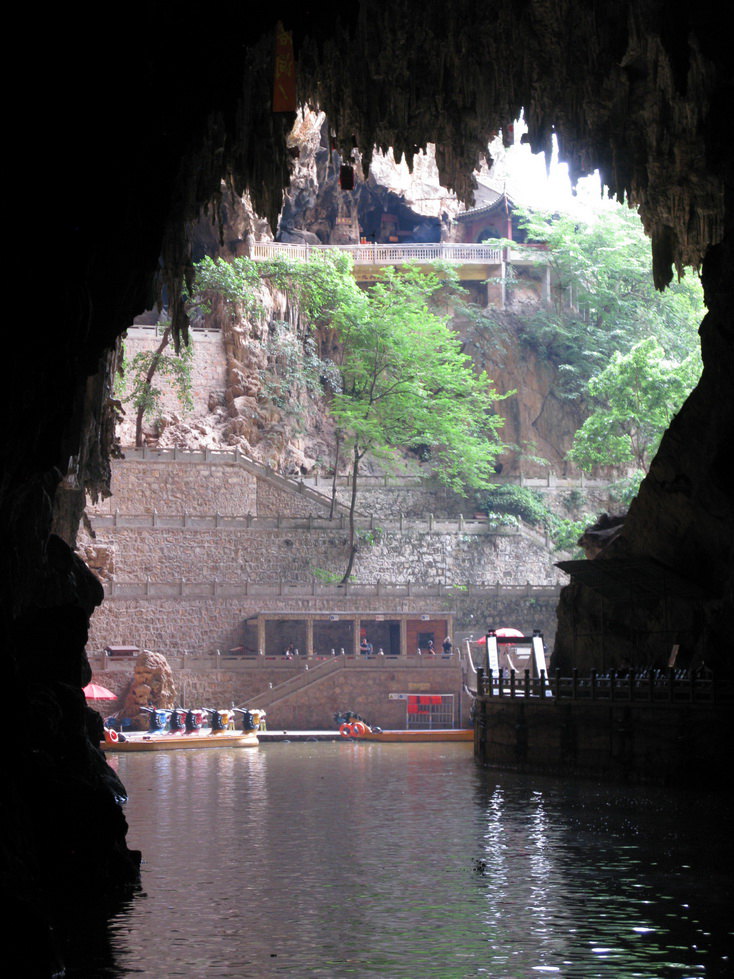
left=358, top=529, right=559, bottom=585
left=82, top=453, right=563, bottom=664
left=95, top=455, right=618, bottom=527
left=88, top=597, right=250, bottom=655
left=93, top=456, right=336, bottom=519
left=333, top=479, right=470, bottom=519
left=101, top=459, right=257, bottom=516
left=323, top=473, right=618, bottom=522
left=88, top=522, right=559, bottom=588
left=92, top=526, right=349, bottom=583
left=256, top=479, right=332, bottom=518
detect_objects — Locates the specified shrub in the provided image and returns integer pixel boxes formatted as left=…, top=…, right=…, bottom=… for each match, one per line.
left=480, top=485, right=552, bottom=528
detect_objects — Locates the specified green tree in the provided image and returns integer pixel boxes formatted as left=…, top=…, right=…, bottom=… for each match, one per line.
left=567, top=337, right=701, bottom=472
left=329, top=265, right=506, bottom=580
left=191, top=254, right=506, bottom=580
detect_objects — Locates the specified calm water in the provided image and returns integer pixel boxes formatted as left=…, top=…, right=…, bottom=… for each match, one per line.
left=68, top=743, right=733, bottom=978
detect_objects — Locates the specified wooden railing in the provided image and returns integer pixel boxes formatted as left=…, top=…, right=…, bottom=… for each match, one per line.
left=476, top=668, right=731, bottom=704
left=249, top=241, right=504, bottom=265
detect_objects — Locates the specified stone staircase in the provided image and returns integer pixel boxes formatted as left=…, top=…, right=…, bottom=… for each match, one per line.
left=236, top=657, right=346, bottom=710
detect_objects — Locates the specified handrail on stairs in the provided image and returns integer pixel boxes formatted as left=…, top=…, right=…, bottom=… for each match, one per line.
left=234, top=656, right=345, bottom=710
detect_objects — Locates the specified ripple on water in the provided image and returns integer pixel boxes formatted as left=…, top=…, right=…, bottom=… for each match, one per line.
left=76, top=743, right=734, bottom=978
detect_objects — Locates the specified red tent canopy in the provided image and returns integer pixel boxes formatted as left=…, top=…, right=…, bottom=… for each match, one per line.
left=474, top=628, right=524, bottom=644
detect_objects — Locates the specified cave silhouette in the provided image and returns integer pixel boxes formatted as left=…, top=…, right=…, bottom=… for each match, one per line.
left=4, top=2, right=733, bottom=972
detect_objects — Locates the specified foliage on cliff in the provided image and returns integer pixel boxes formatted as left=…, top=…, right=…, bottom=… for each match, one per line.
left=484, top=204, right=705, bottom=402
left=191, top=255, right=504, bottom=483
left=192, top=250, right=357, bottom=328
left=480, top=483, right=594, bottom=555
left=192, top=254, right=507, bottom=578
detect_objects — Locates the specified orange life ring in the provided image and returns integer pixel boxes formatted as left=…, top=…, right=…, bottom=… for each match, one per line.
left=339, top=723, right=353, bottom=737
left=350, top=722, right=367, bottom=737
left=104, top=728, right=119, bottom=744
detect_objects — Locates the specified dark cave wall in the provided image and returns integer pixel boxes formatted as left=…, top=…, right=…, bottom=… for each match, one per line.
left=554, top=192, right=734, bottom=674
left=5, top=1, right=734, bottom=971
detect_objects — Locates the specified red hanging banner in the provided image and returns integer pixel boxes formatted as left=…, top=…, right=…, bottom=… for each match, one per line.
left=273, top=22, right=296, bottom=112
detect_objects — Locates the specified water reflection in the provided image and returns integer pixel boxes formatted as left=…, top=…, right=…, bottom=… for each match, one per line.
left=473, top=775, right=733, bottom=977
left=74, top=744, right=733, bottom=978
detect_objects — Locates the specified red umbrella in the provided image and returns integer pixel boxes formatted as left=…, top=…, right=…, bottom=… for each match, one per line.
left=83, top=682, right=117, bottom=700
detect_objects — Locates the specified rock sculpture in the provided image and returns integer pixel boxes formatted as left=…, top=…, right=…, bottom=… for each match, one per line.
left=120, top=650, right=177, bottom=728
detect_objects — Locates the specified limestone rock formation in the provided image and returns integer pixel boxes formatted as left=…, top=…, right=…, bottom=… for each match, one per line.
left=120, top=650, right=177, bottom=728
left=577, top=513, right=626, bottom=561
left=461, top=310, right=588, bottom=474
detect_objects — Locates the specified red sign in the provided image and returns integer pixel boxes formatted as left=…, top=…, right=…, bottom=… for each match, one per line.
left=273, top=22, right=296, bottom=112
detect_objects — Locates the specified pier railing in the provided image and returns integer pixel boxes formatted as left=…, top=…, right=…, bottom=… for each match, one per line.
left=476, top=667, right=732, bottom=704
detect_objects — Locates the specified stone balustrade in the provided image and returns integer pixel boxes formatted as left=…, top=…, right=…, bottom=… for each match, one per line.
left=249, top=241, right=505, bottom=265
left=89, top=509, right=537, bottom=537
left=113, top=445, right=609, bottom=490
left=100, top=579, right=561, bottom=600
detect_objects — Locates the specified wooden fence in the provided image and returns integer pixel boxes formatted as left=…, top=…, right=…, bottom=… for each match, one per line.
left=476, top=667, right=732, bottom=704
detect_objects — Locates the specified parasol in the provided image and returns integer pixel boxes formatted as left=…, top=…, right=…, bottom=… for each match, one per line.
left=83, top=682, right=117, bottom=700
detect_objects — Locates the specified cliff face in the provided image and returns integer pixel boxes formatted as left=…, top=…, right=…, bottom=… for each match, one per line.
left=6, top=1, right=734, bottom=970
left=136, top=114, right=585, bottom=478
left=460, top=310, right=587, bottom=475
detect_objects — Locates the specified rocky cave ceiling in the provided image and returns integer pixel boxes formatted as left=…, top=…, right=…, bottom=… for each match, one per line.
left=6, top=0, right=733, bottom=618
left=41, top=1, right=732, bottom=352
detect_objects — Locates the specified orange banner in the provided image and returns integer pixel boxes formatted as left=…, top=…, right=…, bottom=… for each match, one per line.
left=273, top=22, right=296, bottom=112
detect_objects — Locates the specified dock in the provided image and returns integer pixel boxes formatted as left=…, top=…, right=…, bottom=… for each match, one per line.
left=258, top=728, right=474, bottom=743
left=258, top=729, right=343, bottom=742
